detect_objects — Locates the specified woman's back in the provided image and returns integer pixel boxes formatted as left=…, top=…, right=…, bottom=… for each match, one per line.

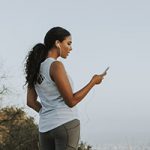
left=34, top=57, right=79, bottom=132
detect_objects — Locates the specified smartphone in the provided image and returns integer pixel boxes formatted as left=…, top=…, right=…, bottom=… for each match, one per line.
left=101, top=67, right=109, bottom=76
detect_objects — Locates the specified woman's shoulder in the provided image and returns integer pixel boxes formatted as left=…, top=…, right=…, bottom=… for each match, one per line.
left=51, top=60, right=65, bottom=71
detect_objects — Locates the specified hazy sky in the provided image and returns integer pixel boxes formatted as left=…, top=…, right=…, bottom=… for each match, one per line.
left=0, top=0, right=150, bottom=146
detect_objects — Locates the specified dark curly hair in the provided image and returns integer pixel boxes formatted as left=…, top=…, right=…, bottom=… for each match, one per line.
left=24, top=27, right=71, bottom=88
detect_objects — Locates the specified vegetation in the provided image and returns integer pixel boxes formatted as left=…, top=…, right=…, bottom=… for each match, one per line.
left=0, top=107, right=39, bottom=150
left=0, top=71, right=8, bottom=102
left=78, top=141, right=92, bottom=150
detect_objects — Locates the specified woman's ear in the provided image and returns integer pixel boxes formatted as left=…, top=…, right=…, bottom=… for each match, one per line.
left=55, top=40, right=60, bottom=49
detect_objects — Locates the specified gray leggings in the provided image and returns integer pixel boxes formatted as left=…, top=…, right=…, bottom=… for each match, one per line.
left=39, top=119, right=80, bottom=150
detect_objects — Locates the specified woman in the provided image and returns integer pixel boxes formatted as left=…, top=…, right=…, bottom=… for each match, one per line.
left=24, top=27, right=107, bottom=150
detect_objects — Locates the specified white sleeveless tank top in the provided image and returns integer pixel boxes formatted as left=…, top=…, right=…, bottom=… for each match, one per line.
left=34, top=57, right=79, bottom=132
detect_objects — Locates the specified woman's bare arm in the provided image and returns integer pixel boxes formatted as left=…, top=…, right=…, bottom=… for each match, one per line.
left=50, top=61, right=104, bottom=107
left=27, top=87, right=42, bottom=112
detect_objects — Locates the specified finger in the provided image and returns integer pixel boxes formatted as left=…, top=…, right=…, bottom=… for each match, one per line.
left=99, top=75, right=105, bottom=80
left=101, top=71, right=107, bottom=76
left=101, top=67, right=109, bottom=76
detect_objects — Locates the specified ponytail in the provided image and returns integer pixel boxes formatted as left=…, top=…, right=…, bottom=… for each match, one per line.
left=24, top=27, right=71, bottom=88
left=24, top=43, right=48, bottom=88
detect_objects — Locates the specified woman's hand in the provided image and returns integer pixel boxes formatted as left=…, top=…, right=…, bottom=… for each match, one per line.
left=91, top=67, right=109, bottom=85
left=91, top=74, right=104, bottom=85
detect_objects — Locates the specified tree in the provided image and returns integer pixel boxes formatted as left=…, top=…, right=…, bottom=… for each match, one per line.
left=0, top=69, right=39, bottom=149
left=0, top=71, right=8, bottom=104
left=0, top=106, right=39, bottom=150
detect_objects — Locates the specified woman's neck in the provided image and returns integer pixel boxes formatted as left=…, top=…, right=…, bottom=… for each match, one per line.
left=47, top=48, right=59, bottom=60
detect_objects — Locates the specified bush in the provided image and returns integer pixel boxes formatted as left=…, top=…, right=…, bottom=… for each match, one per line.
left=0, top=106, right=39, bottom=150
